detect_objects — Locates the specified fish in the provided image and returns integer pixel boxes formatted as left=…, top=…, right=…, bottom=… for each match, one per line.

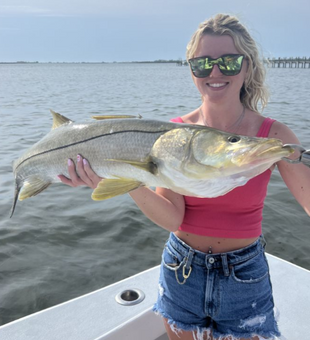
left=11, top=110, right=294, bottom=217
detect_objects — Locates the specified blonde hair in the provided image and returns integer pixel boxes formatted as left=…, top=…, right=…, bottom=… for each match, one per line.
left=186, top=14, right=269, bottom=113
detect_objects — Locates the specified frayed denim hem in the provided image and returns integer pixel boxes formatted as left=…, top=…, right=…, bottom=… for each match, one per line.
left=153, top=303, right=212, bottom=339
left=153, top=304, right=284, bottom=340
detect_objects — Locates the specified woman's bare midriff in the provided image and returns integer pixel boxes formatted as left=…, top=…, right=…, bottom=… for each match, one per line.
left=174, top=230, right=259, bottom=254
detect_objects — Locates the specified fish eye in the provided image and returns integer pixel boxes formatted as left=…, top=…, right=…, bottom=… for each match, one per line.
left=228, top=136, right=241, bottom=143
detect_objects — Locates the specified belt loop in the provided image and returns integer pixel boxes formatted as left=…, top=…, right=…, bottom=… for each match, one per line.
left=185, top=248, right=195, bottom=271
left=221, top=254, right=230, bottom=277
left=260, top=235, right=267, bottom=249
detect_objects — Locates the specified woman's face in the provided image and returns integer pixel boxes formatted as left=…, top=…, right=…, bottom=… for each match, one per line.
left=192, top=34, right=248, bottom=105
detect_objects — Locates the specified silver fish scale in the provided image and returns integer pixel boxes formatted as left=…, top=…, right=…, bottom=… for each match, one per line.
left=13, top=119, right=179, bottom=182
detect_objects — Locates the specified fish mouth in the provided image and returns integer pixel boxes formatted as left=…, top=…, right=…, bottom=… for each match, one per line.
left=255, top=140, right=294, bottom=157
left=236, top=139, right=294, bottom=166
left=256, top=145, right=284, bottom=157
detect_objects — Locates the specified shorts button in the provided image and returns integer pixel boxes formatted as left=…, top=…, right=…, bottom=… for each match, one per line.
left=208, top=257, right=215, bottom=264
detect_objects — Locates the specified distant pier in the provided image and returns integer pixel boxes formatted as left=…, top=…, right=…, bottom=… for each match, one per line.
left=176, top=57, right=310, bottom=68
left=266, top=57, right=310, bottom=68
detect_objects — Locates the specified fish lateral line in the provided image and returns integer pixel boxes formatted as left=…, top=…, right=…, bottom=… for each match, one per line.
left=14, top=128, right=172, bottom=172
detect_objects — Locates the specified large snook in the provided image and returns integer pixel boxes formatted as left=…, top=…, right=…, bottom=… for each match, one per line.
left=11, top=111, right=294, bottom=217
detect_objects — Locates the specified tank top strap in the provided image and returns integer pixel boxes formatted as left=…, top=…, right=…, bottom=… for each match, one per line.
left=171, top=116, right=275, bottom=137
left=170, top=117, right=184, bottom=123
left=256, top=117, right=276, bottom=138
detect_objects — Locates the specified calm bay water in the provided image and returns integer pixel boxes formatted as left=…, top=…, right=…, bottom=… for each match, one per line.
left=0, top=63, right=309, bottom=326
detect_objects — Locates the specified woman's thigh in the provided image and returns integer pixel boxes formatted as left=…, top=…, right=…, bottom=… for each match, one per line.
left=164, top=319, right=264, bottom=340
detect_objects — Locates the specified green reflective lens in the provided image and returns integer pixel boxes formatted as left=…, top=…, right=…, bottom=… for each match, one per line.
left=188, top=54, right=245, bottom=78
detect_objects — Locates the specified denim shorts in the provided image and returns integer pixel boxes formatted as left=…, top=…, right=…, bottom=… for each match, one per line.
left=153, top=233, right=281, bottom=340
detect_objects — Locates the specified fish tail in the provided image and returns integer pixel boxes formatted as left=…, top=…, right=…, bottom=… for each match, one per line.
left=10, top=180, right=21, bottom=218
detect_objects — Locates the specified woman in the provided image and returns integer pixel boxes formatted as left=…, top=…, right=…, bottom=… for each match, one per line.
left=59, top=14, right=310, bottom=340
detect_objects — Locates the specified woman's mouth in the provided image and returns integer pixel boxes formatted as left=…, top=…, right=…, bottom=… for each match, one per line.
left=207, top=83, right=228, bottom=88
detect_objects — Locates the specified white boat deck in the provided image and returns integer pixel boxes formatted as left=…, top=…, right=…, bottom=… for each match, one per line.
left=0, top=254, right=309, bottom=340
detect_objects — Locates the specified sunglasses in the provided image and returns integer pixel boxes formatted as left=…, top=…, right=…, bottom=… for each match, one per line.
left=188, top=54, right=245, bottom=78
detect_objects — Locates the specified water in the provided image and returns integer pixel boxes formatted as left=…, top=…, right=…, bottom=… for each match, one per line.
left=0, top=63, right=309, bottom=326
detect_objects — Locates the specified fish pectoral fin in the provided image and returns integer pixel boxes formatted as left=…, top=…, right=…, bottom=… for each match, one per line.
left=91, top=178, right=142, bottom=200
left=91, top=114, right=142, bottom=120
left=105, top=158, right=157, bottom=174
left=50, top=110, right=73, bottom=129
left=19, top=176, right=51, bottom=201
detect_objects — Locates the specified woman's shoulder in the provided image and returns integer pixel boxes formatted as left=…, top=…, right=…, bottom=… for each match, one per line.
left=269, top=120, right=299, bottom=144
left=241, top=111, right=291, bottom=139
left=252, top=113, right=299, bottom=145
left=176, top=109, right=200, bottom=124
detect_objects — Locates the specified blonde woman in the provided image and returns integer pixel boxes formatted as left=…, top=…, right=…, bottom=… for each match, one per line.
left=59, top=14, right=310, bottom=340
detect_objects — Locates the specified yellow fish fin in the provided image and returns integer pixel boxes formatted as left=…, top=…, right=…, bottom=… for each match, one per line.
left=91, top=114, right=142, bottom=120
left=50, top=110, right=73, bottom=129
left=92, top=177, right=142, bottom=200
left=19, top=176, right=51, bottom=201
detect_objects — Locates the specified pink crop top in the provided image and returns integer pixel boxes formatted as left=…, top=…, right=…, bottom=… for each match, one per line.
left=170, top=117, right=276, bottom=238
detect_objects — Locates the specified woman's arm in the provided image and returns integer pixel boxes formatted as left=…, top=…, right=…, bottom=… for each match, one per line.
left=58, top=155, right=185, bottom=231
left=129, top=187, right=185, bottom=232
left=270, top=122, right=310, bottom=216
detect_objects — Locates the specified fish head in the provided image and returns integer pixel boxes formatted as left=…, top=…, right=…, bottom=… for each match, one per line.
left=189, top=128, right=294, bottom=176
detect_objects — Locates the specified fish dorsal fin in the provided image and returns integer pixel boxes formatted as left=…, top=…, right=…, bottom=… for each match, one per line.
left=51, top=110, right=73, bottom=129
left=91, top=114, right=142, bottom=120
left=92, top=177, right=142, bottom=200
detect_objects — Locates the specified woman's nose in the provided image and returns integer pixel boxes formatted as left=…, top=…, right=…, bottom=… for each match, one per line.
left=209, top=64, right=222, bottom=77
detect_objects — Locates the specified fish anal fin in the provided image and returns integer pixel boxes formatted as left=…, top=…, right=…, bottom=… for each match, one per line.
left=91, top=114, right=142, bottom=120
left=92, top=178, right=142, bottom=200
left=50, top=110, right=73, bottom=129
left=19, top=176, right=51, bottom=201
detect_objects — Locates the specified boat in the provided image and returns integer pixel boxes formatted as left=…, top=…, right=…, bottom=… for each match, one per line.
left=0, top=253, right=309, bottom=339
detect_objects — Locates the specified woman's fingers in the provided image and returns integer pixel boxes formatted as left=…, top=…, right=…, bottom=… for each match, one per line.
left=57, top=174, right=76, bottom=187
left=67, top=158, right=85, bottom=187
left=82, top=158, right=102, bottom=188
left=58, top=155, right=102, bottom=189
left=76, top=155, right=96, bottom=188
left=57, top=160, right=83, bottom=187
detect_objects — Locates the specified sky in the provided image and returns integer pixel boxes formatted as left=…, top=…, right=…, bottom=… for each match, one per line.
left=1, top=0, right=310, bottom=62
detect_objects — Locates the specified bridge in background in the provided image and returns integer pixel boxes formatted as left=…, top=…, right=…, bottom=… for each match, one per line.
left=176, top=58, right=310, bottom=68
left=266, top=57, right=310, bottom=68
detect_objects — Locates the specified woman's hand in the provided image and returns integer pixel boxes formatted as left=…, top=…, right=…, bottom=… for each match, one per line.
left=58, top=155, right=102, bottom=189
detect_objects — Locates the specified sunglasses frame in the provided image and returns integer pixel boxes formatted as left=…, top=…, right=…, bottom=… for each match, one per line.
left=188, top=54, right=246, bottom=78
